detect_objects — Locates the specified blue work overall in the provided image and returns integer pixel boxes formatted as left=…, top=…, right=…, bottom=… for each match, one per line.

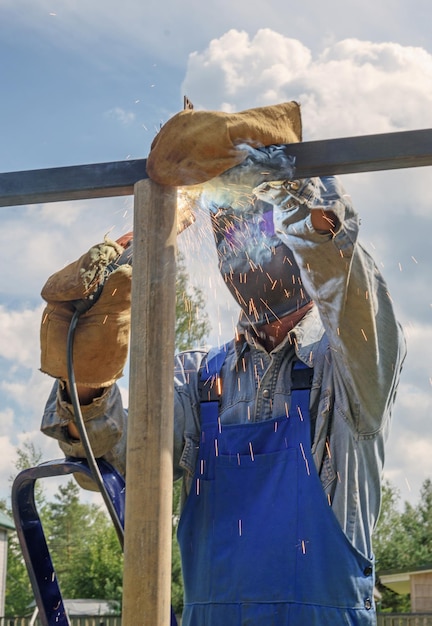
left=177, top=347, right=376, bottom=625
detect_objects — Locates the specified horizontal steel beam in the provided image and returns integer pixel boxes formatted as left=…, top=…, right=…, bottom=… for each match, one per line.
left=0, top=159, right=148, bottom=207
left=291, top=128, right=432, bottom=178
left=1, top=128, right=431, bottom=207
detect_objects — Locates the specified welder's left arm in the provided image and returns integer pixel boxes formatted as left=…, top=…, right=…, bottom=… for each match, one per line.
left=255, top=175, right=406, bottom=433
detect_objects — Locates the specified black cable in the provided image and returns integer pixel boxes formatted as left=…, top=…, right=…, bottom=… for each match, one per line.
left=66, top=308, right=124, bottom=548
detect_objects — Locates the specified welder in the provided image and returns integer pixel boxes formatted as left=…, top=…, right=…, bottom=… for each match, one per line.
left=40, top=102, right=406, bottom=625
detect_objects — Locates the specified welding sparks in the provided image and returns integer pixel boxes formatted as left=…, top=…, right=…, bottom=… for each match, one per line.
left=299, top=442, right=310, bottom=475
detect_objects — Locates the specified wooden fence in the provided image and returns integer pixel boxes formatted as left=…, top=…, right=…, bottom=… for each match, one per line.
left=0, top=618, right=122, bottom=626
left=377, top=614, right=432, bottom=626
left=4, top=613, right=432, bottom=626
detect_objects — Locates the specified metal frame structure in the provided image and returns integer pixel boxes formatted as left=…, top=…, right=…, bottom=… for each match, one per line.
left=2, top=127, right=432, bottom=626
left=1, top=128, right=432, bottom=207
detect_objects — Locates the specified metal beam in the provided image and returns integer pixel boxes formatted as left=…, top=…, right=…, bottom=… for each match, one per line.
left=290, top=128, right=432, bottom=178
left=0, top=159, right=147, bottom=207
left=1, top=128, right=432, bottom=208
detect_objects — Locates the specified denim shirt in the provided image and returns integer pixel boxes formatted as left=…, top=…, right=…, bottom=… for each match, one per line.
left=41, top=176, right=406, bottom=559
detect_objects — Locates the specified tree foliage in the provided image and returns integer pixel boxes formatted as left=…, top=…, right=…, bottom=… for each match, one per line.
left=374, top=478, right=432, bottom=613
left=3, top=442, right=46, bottom=615
left=175, top=250, right=211, bottom=352
left=43, top=480, right=122, bottom=607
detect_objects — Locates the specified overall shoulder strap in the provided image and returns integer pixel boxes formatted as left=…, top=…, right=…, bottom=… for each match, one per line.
left=292, top=359, right=315, bottom=444
left=199, top=343, right=229, bottom=399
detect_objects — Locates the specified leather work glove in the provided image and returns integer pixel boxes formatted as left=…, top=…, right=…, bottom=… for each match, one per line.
left=40, top=234, right=132, bottom=388
left=146, top=101, right=302, bottom=186
left=253, top=176, right=347, bottom=228
left=198, top=144, right=296, bottom=215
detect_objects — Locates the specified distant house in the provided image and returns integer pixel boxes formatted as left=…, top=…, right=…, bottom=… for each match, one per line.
left=29, top=599, right=120, bottom=623
left=379, top=564, right=432, bottom=612
left=0, top=511, right=15, bottom=617
left=63, top=599, right=118, bottom=615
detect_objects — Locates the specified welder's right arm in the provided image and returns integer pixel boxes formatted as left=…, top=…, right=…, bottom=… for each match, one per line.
left=41, top=380, right=128, bottom=490
left=41, top=349, right=204, bottom=492
left=39, top=236, right=133, bottom=489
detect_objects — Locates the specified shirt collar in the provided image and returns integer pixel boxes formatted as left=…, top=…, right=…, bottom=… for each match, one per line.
left=233, top=305, right=324, bottom=369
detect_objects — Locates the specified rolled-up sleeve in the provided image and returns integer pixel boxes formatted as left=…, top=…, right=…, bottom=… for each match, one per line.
left=41, top=380, right=128, bottom=486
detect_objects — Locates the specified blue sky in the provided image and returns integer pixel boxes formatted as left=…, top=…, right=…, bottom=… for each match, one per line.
left=1, top=0, right=432, bottom=509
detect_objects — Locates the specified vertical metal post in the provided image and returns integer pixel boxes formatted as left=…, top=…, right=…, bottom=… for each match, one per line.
left=122, top=178, right=177, bottom=624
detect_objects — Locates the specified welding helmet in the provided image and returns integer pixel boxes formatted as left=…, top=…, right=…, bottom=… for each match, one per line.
left=210, top=196, right=312, bottom=329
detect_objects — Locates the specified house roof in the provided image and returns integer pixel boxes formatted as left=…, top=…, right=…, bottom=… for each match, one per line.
left=0, top=511, right=15, bottom=531
left=379, top=564, right=432, bottom=595
left=63, top=599, right=117, bottom=616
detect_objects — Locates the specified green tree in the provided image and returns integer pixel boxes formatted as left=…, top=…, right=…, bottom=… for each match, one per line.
left=175, top=251, right=211, bottom=352
left=4, top=441, right=46, bottom=615
left=171, top=479, right=184, bottom=616
left=401, top=479, right=432, bottom=566
left=374, top=478, right=432, bottom=613
left=373, top=481, right=411, bottom=612
left=43, top=480, right=120, bottom=602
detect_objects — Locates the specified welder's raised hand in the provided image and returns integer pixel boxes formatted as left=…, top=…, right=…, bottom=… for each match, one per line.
left=40, top=236, right=132, bottom=388
left=253, top=177, right=321, bottom=208
left=146, top=101, right=301, bottom=187
left=253, top=176, right=348, bottom=232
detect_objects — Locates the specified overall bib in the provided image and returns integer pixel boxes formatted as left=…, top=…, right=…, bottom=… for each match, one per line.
left=177, top=348, right=376, bottom=625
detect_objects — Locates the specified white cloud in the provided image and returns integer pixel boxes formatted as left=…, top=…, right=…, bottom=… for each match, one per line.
left=0, top=198, right=133, bottom=300
left=181, top=31, right=432, bottom=331
left=105, top=107, right=136, bottom=126
left=0, top=434, right=18, bottom=500
left=0, top=407, right=14, bottom=435
left=0, top=305, right=42, bottom=366
left=183, top=32, right=432, bottom=139
left=382, top=322, right=432, bottom=505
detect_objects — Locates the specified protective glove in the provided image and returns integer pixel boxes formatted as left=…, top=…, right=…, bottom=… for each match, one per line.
left=146, top=101, right=302, bottom=186
left=40, top=235, right=132, bottom=388
left=199, top=144, right=296, bottom=215
left=253, top=176, right=347, bottom=227
left=253, top=177, right=322, bottom=208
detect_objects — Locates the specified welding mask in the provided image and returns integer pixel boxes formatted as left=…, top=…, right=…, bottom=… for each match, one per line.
left=210, top=198, right=311, bottom=328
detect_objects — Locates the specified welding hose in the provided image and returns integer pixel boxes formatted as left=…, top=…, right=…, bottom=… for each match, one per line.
left=66, top=308, right=125, bottom=548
